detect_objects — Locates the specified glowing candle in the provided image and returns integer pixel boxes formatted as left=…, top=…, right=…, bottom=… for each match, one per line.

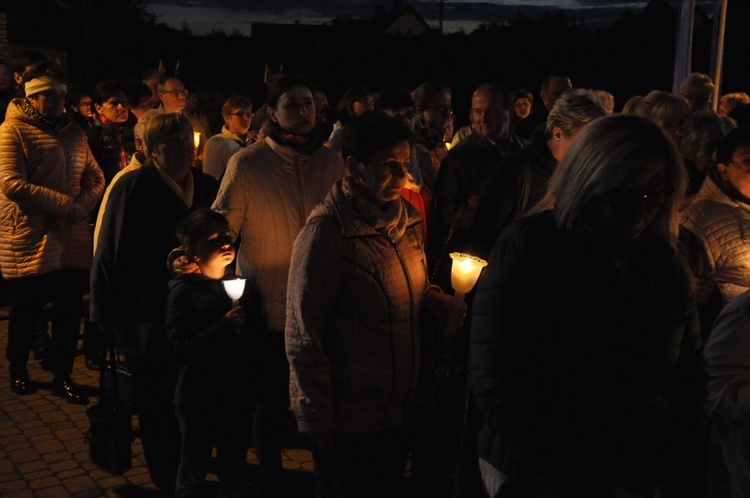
left=445, top=252, right=487, bottom=336
left=223, top=278, right=246, bottom=305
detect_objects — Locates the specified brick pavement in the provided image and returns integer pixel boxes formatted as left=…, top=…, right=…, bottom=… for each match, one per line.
left=1, top=299, right=734, bottom=498
left=0, top=307, right=316, bottom=498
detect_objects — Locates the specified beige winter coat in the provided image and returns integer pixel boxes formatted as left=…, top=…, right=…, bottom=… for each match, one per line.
left=212, top=136, right=345, bottom=331
left=0, top=99, right=105, bottom=279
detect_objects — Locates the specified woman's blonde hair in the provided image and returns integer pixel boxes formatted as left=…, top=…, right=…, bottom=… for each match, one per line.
left=530, top=114, right=686, bottom=247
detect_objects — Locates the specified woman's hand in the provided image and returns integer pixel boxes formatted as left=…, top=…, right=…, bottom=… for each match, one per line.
left=173, top=254, right=201, bottom=275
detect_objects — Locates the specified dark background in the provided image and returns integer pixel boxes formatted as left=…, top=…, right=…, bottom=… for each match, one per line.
left=4, top=0, right=748, bottom=132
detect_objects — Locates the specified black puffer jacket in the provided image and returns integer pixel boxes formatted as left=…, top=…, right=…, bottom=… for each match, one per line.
left=85, top=114, right=137, bottom=186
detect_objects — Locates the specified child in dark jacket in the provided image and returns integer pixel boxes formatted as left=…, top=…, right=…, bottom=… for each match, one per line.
left=166, top=208, right=264, bottom=498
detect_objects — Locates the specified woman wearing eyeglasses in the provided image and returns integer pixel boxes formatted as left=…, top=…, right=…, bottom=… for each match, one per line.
left=470, top=114, right=706, bottom=498
left=202, top=96, right=255, bottom=182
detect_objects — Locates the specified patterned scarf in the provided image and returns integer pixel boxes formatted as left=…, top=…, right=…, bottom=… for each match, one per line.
left=342, top=177, right=408, bottom=243
left=20, top=98, right=68, bottom=135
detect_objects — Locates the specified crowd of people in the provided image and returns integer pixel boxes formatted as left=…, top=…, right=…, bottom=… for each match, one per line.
left=2, top=47, right=750, bottom=498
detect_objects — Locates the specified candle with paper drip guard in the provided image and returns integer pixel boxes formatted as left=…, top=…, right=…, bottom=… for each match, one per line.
left=445, top=252, right=487, bottom=336
left=222, top=278, right=246, bottom=305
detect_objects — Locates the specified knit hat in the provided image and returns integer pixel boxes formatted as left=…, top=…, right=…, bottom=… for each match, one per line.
left=24, top=76, right=66, bottom=98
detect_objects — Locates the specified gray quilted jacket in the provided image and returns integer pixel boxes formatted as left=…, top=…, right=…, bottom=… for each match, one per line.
left=680, top=176, right=750, bottom=304
left=286, top=180, right=429, bottom=434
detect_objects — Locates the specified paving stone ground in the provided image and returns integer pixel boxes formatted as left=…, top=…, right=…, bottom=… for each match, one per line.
left=0, top=304, right=316, bottom=497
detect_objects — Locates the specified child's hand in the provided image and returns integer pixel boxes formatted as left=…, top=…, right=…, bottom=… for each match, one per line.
left=225, top=305, right=245, bottom=331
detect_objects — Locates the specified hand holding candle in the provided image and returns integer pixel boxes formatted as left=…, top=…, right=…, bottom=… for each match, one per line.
left=446, top=252, right=487, bottom=336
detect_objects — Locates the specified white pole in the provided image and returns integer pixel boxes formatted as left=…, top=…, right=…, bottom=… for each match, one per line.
left=710, top=0, right=729, bottom=111
left=672, top=0, right=695, bottom=94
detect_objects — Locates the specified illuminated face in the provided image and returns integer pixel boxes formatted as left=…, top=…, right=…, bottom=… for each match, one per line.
left=352, top=139, right=411, bottom=208
left=420, top=91, right=452, bottom=135
left=75, top=95, right=93, bottom=118
left=29, top=89, right=67, bottom=117
left=718, top=145, right=750, bottom=199
left=313, top=91, right=328, bottom=111
left=95, top=90, right=130, bottom=124
left=654, top=117, right=683, bottom=146
left=192, top=226, right=235, bottom=273
left=150, top=129, right=195, bottom=171
left=680, top=84, right=711, bottom=113
left=270, top=85, right=315, bottom=135
left=514, top=97, right=532, bottom=119
left=352, top=96, right=374, bottom=116
left=158, top=79, right=187, bottom=113
left=224, top=107, right=253, bottom=135
left=471, top=89, right=509, bottom=142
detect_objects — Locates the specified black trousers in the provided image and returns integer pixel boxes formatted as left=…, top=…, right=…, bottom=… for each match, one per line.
left=127, top=353, right=181, bottom=490
left=315, top=428, right=411, bottom=498
left=5, top=269, right=88, bottom=378
left=252, top=329, right=291, bottom=489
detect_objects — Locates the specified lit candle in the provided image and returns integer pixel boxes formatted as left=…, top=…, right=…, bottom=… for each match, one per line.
left=445, top=252, right=487, bottom=336
left=193, top=131, right=201, bottom=150
left=223, top=278, right=246, bottom=305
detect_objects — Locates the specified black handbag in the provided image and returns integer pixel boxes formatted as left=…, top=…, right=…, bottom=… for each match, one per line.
left=101, top=353, right=132, bottom=409
left=85, top=340, right=133, bottom=474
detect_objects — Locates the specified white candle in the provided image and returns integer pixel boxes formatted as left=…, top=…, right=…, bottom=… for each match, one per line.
left=223, top=278, right=246, bottom=305
left=449, top=252, right=488, bottom=294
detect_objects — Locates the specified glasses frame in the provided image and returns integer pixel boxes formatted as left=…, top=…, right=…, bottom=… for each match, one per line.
left=229, top=111, right=254, bottom=119
left=423, top=105, right=454, bottom=115
left=161, top=89, right=189, bottom=97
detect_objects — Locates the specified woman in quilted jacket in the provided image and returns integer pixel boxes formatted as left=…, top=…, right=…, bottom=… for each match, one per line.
left=286, top=111, right=453, bottom=498
left=0, top=61, right=104, bottom=404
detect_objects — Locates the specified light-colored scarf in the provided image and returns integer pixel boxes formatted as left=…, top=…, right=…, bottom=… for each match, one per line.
left=342, top=177, right=408, bottom=243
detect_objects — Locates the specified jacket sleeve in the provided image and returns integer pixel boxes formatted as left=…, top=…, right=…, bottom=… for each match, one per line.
left=212, top=151, right=245, bottom=241
left=285, top=218, right=342, bottom=434
left=90, top=177, right=132, bottom=325
left=705, top=292, right=750, bottom=431
left=75, top=140, right=105, bottom=212
left=202, top=136, right=227, bottom=181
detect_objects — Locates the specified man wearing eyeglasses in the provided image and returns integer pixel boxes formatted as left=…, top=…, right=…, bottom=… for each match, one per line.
left=155, top=76, right=188, bottom=114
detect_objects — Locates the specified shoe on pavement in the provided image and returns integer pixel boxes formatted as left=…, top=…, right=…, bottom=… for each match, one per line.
left=52, top=377, right=89, bottom=405
left=10, top=377, right=35, bottom=395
